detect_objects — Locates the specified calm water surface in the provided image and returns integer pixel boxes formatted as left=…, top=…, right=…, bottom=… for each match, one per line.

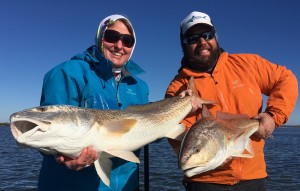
left=0, top=126, right=299, bottom=191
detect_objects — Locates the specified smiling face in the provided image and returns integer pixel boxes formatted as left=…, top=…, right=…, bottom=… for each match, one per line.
left=102, top=20, right=134, bottom=67
left=182, top=24, right=221, bottom=72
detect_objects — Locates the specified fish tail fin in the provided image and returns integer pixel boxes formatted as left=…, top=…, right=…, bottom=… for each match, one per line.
left=187, top=77, right=198, bottom=96
left=188, top=77, right=219, bottom=115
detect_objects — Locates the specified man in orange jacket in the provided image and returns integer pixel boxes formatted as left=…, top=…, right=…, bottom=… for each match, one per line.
left=165, top=11, right=298, bottom=191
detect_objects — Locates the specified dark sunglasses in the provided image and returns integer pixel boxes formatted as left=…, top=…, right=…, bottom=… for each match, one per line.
left=104, top=30, right=135, bottom=48
left=183, top=31, right=216, bottom=45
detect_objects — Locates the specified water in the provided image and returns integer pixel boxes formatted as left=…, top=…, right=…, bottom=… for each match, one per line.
left=1, top=126, right=299, bottom=191
left=0, top=126, right=41, bottom=191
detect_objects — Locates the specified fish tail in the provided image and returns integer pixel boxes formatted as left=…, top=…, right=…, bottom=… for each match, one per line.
left=188, top=76, right=219, bottom=118
left=188, top=77, right=199, bottom=97
left=188, top=76, right=218, bottom=108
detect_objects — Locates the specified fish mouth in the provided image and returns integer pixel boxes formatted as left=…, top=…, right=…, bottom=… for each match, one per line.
left=181, top=163, right=201, bottom=171
left=182, top=166, right=203, bottom=177
left=10, top=116, right=50, bottom=141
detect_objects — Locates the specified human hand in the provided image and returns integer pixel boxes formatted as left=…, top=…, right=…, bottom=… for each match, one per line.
left=179, top=89, right=193, bottom=98
left=56, top=146, right=98, bottom=170
left=179, top=90, right=202, bottom=112
left=252, top=112, right=276, bottom=138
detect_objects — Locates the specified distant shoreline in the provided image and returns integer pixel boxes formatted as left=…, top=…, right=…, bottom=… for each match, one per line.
left=0, top=123, right=10, bottom=127
left=281, top=125, right=300, bottom=128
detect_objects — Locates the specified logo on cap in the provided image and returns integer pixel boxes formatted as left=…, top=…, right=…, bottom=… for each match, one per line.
left=187, top=15, right=207, bottom=23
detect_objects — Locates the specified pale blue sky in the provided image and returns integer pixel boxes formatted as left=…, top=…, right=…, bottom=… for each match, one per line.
left=1, top=1, right=299, bottom=125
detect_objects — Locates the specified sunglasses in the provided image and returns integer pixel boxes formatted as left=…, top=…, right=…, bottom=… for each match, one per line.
left=183, top=31, right=216, bottom=45
left=104, top=30, right=135, bottom=48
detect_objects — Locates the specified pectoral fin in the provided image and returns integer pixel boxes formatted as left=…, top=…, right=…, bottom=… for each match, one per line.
left=245, top=138, right=254, bottom=156
left=103, top=119, right=137, bottom=137
left=105, top=149, right=140, bottom=163
left=94, top=157, right=112, bottom=187
left=166, top=124, right=186, bottom=141
left=231, top=153, right=254, bottom=158
left=231, top=139, right=255, bottom=159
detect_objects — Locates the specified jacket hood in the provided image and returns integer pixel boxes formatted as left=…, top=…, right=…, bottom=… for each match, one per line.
left=95, top=14, right=136, bottom=61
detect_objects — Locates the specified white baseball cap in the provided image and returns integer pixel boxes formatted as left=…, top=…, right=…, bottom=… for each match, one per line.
left=181, top=11, right=214, bottom=35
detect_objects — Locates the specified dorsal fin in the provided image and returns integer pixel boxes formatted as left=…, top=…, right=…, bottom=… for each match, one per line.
left=201, top=105, right=213, bottom=118
left=125, top=98, right=174, bottom=111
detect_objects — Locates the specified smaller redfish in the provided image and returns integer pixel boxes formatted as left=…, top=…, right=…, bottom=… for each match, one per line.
left=179, top=110, right=259, bottom=177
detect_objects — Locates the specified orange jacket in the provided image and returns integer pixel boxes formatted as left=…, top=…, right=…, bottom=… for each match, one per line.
left=165, top=52, right=298, bottom=185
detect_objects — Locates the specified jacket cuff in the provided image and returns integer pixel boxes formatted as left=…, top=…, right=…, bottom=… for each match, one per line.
left=264, top=111, right=279, bottom=128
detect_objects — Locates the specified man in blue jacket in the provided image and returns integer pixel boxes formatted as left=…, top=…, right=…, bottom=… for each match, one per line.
left=38, top=14, right=149, bottom=191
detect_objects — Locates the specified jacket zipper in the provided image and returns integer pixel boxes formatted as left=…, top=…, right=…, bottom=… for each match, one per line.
left=116, top=77, right=123, bottom=108
left=212, top=72, right=242, bottom=183
left=211, top=75, right=218, bottom=85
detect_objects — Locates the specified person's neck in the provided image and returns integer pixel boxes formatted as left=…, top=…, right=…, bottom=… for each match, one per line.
left=180, top=47, right=222, bottom=73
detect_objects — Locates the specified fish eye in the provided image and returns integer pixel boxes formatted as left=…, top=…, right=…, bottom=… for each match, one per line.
left=36, top=107, right=47, bottom=112
left=192, top=147, right=199, bottom=154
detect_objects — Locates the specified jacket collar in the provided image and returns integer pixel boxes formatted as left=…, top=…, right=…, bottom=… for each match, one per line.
left=86, top=45, right=145, bottom=78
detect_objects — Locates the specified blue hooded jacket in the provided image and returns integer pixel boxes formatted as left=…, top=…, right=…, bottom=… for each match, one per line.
left=38, top=45, right=149, bottom=191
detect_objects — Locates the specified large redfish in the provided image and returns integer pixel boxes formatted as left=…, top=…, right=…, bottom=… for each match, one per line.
left=10, top=87, right=215, bottom=186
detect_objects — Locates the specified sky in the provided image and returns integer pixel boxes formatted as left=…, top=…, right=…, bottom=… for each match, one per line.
left=0, top=0, right=299, bottom=125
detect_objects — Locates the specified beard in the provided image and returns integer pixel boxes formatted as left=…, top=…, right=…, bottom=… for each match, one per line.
left=181, top=44, right=221, bottom=72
